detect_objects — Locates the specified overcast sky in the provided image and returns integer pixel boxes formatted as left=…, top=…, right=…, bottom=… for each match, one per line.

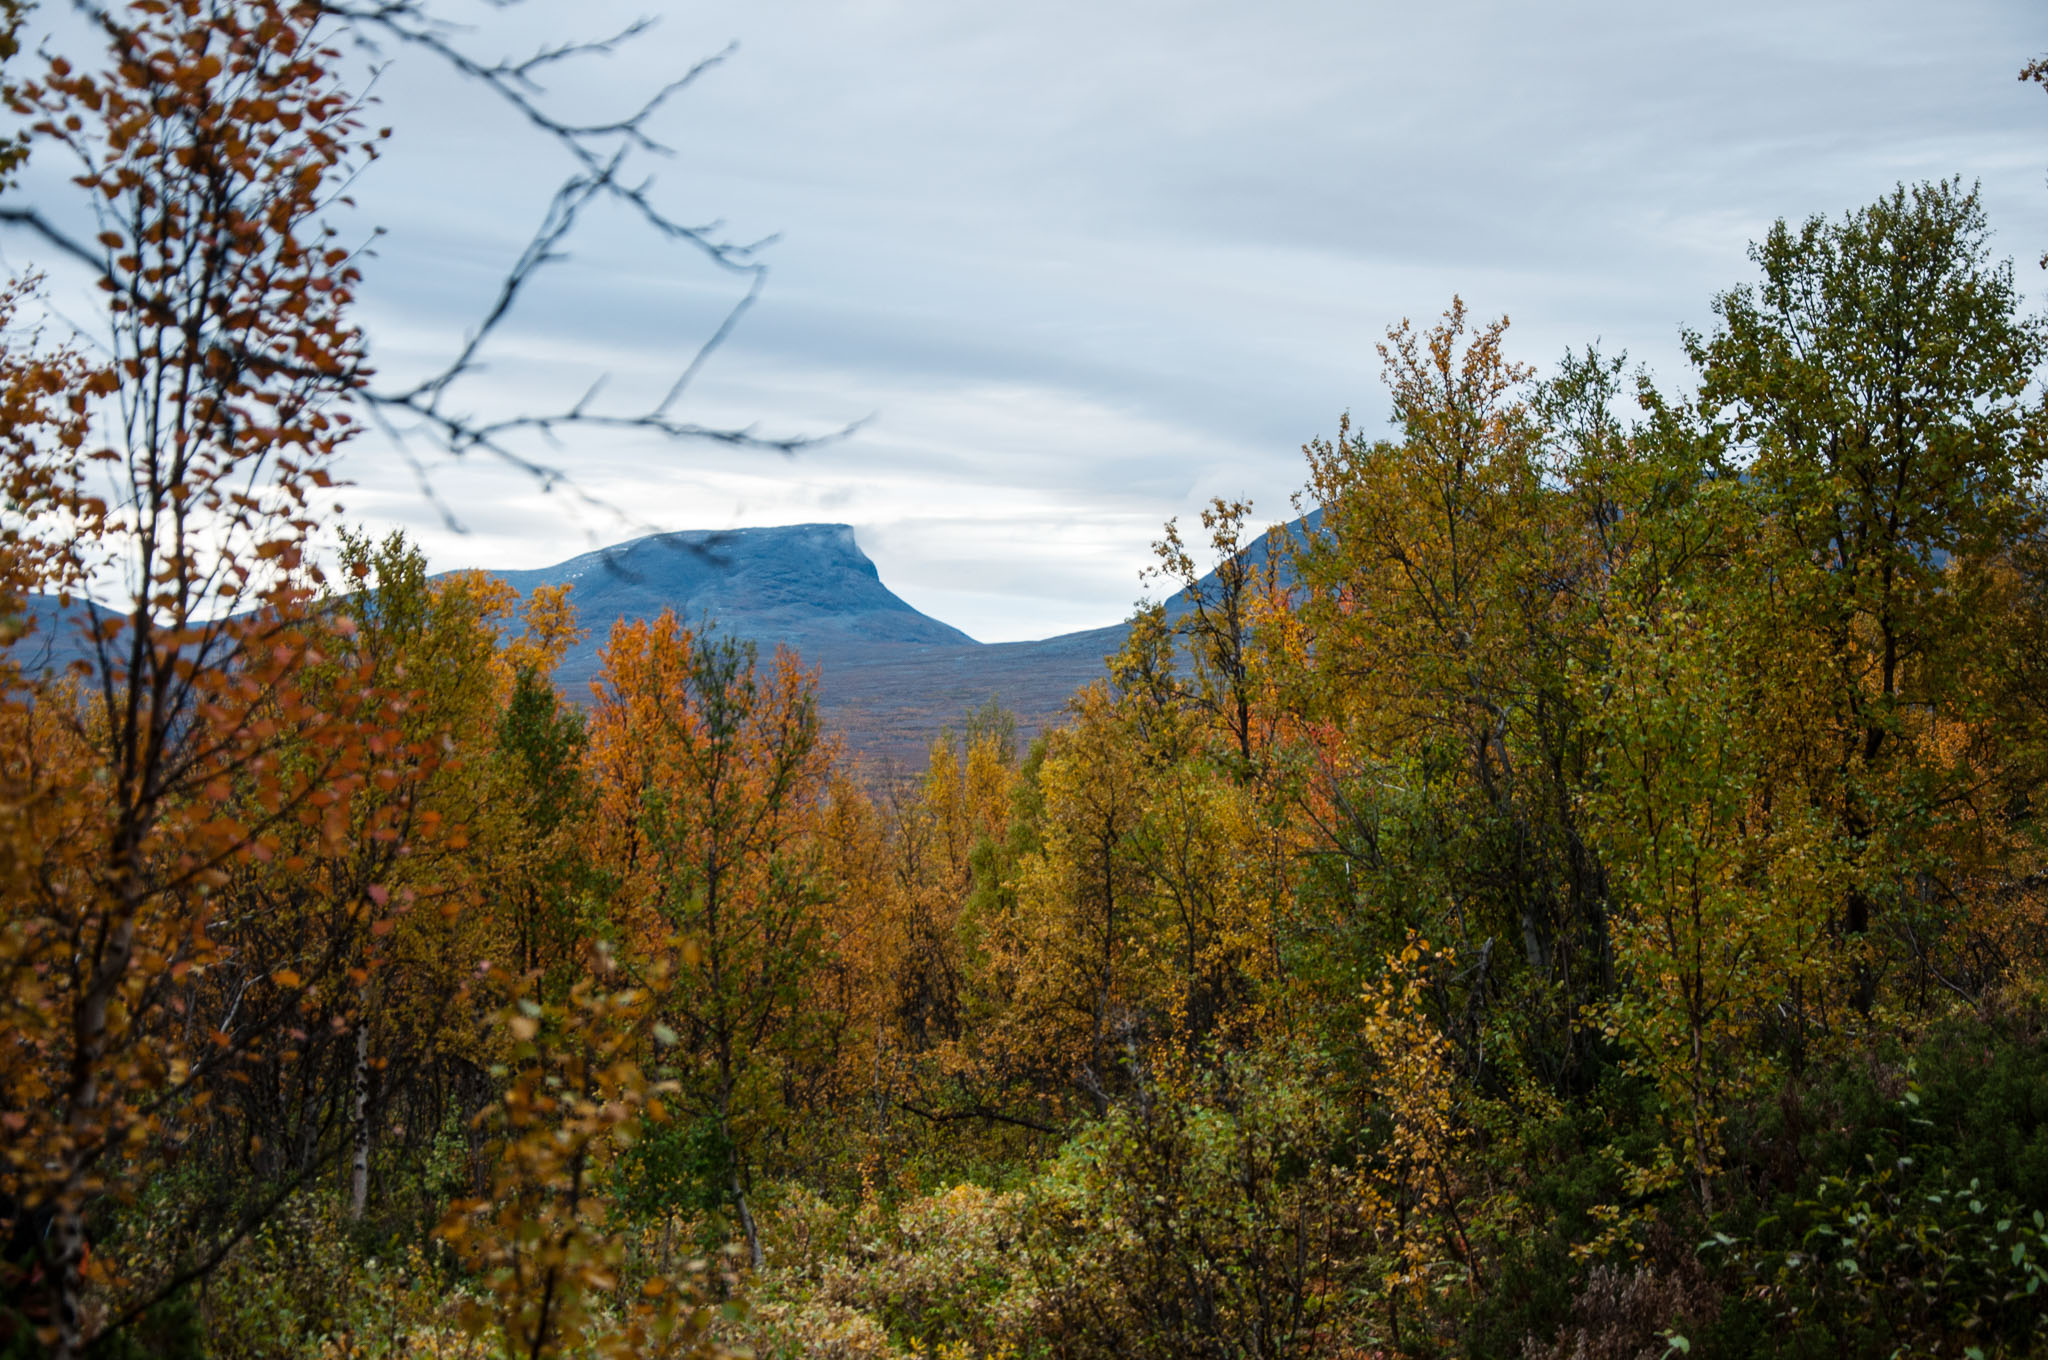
left=18, top=1, right=2048, bottom=641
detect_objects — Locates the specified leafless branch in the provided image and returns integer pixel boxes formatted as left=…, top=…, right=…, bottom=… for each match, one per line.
left=17, top=0, right=855, bottom=541
left=0, top=205, right=100, bottom=271
left=314, top=1, right=826, bottom=503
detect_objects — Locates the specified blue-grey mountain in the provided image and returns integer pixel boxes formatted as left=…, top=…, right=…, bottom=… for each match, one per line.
left=13, top=518, right=1309, bottom=768
left=485, top=523, right=1127, bottom=766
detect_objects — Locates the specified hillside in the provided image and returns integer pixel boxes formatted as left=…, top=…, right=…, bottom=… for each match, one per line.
left=11, top=518, right=1306, bottom=767
left=479, top=523, right=1136, bottom=766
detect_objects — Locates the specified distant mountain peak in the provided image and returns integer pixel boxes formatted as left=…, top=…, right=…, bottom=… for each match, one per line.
left=486, top=523, right=977, bottom=666
left=468, top=513, right=1322, bottom=764
left=511, top=522, right=871, bottom=586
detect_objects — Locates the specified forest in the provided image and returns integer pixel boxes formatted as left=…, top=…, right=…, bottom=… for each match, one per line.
left=3, top=2, right=2048, bottom=1358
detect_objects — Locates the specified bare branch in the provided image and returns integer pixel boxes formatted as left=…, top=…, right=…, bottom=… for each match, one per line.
left=21, top=0, right=851, bottom=539
left=0, top=206, right=102, bottom=272
left=318, top=5, right=842, bottom=531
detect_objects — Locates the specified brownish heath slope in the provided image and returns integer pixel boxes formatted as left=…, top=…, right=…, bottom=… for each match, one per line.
left=810, top=625, right=1130, bottom=769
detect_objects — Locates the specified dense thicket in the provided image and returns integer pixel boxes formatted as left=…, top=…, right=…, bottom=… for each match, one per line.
left=3, top=5, right=2047, bottom=1358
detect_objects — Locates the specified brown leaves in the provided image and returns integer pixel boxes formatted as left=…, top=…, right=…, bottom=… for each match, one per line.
left=0, top=6, right=435, bottom=1353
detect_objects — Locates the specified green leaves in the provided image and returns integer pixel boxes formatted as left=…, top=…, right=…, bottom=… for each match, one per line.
left=1716, top=1163, right=2048, bottom=1352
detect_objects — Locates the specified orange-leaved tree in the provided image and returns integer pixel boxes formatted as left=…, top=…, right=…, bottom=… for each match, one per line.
left=0, top=3, right=416, bottom=1352
left=588, top=612, right=838, bottom=1270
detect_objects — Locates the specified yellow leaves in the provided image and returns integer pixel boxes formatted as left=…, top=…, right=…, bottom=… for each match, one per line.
left=1584, top=595, right=1843, bottom=1187
left=1357, top=933, right=1474, bottom=1302
left=271, top=968, right=302, bottom=989
left=437, top=979, right=721, bottom=1359
left=491, top=582, right=582, bottom=696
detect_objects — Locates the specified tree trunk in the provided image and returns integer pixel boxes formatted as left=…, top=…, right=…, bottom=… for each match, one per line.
left=51, top=873, right=144, bottom=1360
left=349, top=1019, right=373, bottom=1220
left=729, top=1146, right=763, bottom=1271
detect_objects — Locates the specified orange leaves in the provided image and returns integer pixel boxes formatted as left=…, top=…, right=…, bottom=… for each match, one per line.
left=0, top=10, right=436, bottom=1348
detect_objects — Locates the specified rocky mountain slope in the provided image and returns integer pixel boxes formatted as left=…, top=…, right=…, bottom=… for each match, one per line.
left=13, top=517, right=1310, bottom=769
left=486, top=524, right=1131, bottom=767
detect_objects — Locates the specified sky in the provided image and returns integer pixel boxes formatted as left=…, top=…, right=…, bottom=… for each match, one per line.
left=12, top=1, right=2048, bottom=641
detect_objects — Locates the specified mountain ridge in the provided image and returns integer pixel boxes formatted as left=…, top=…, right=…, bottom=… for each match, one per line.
left=477, top=522, right=1131, bottom=766
left=11, top=517, right=1310, bottom=768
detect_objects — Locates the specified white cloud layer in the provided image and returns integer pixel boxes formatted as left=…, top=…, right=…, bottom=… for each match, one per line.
left=8, top=0, right=2045, bottom=639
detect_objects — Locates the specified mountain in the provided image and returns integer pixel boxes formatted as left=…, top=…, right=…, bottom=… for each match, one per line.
left=11, top=517, right=1315, bottom=769
left=488, top=523, right=972, bottom=689
left=8, top=594, right=130, bottom=684
left=480, top=524, right=1130, bottom=766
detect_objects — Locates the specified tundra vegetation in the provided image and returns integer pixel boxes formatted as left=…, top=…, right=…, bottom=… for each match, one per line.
left=3, top=4, right=2048, bottom=1358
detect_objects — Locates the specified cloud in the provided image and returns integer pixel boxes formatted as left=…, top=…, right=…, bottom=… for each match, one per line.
left=8, top=0, right=2044, bottom=641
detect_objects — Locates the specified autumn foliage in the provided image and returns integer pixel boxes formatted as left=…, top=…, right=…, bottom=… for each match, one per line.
left=3, top=6, right=2048, bottom=1360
